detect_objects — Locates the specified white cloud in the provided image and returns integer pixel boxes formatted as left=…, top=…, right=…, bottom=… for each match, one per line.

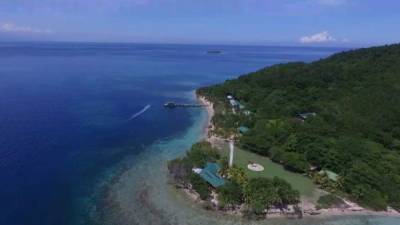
left=300, top=31, right=336, bottom=44
left=0, top=22, right=52, bottom=34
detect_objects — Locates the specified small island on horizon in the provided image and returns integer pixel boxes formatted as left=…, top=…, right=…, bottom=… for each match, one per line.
left=168, top=43, right=400, bottom=220
left=206, top=50, right=223, bottom=54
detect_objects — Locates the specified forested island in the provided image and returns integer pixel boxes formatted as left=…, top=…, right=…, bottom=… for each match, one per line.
left=169, top=44, right=400, bottom=219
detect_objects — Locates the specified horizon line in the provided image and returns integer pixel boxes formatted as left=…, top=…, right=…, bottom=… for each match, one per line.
left=0, top=39, right=364, bottom=49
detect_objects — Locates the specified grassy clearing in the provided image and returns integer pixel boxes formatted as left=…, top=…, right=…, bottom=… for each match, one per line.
left=218, top=143, right=317, bottom=198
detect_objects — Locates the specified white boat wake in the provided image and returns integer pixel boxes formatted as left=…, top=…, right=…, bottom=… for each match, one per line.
left=129, top=104, right=151, bottom=120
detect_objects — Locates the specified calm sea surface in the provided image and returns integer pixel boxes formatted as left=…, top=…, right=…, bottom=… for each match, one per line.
left=2, top=43, right=394, bottom=225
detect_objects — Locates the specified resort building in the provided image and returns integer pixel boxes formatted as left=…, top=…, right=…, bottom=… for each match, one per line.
left=198, top=162, right=225, bottom=188
left=318, top=170, right=339, bottom=182
left=229, top=99, right=240, bottom=108
left=297, top=112, right=317, bottom=121
left=238, top=126, right=250, bottom=134
left=226, top=93, right=247, bottom=114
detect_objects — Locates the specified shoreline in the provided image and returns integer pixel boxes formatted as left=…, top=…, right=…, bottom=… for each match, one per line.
left=197, top=94, right=215, bottom=141
left=191, top=93, right=400, bottom=220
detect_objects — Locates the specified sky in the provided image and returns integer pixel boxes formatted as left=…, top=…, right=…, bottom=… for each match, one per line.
left=0, top=0, right=399, bottom=46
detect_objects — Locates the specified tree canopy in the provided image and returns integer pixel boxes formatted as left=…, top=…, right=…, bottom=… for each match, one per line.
left=168, top=141, right=299, bottom=214
left=197, top=43, right=400, bottom=210
left=244, top=177, right=300, bottom=214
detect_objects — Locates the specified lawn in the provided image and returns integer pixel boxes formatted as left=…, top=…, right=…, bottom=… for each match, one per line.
left=218, top=142, right=318, bottom=198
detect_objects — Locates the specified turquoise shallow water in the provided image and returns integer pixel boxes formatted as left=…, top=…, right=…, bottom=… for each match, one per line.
left=95, top=94, right=400, bottom=225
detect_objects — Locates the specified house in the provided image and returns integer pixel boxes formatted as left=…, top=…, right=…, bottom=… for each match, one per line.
left=199, top=162, right=225, bottom=188
left=238, top=126, right=250, bottom=134
left=318, top=170, right=339, bottom=182
left=297, top=112, right=317, bottom=121
left=229, top=99, right=239, bottom=107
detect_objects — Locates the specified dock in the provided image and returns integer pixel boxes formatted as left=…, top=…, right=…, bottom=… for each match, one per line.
left=164, top=101, right=207, bottom=108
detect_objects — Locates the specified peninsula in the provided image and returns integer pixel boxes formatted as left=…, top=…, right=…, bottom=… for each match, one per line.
left=168, top=43, right=400, bottom=219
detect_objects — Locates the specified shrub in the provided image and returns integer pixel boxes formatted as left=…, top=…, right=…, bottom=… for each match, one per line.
left=316, top=194, right=345, bottom=209
left=189, top=173, right=210, bottom=200
left=217, top=181, right=244, bottom=207
left=185, top=141, right=220, bottom=167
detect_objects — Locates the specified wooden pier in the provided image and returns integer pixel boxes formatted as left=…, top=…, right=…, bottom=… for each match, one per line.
left=164, top=101, right=207, bottom=108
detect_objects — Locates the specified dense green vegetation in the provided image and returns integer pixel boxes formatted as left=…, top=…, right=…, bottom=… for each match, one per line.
left=216, top=181, right=243, bottom=207
left=244, top=177, right=300, bottom=215
left=197, top=44, right=400, bottom=210
left=168, top=141, right=220, bottom=199
left=168, top=141, right=300, bottom=216
left=189, top=173, right=210, bottom=200
left=316, top=194, right=345, bottom=209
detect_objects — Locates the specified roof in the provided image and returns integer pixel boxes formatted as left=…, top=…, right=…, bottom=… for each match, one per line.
left=319, top=170, right=339, bottom=182
left=199, top=163, right=225, bottom=188
left=243, top=110, right=251, bottom=116
left=298, top=112, right=317, bottom=120
left=192, top=168, right=202, bottom=174
left=229, top=99, right=239, bottom=106
left=238, top=126, right=250, bottom=133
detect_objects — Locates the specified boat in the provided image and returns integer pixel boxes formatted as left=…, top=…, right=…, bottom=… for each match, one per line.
left=164, top=102, right=177, bottom=108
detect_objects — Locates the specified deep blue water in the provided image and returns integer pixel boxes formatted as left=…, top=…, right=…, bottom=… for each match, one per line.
left=0, top=42, right=343, bottom=225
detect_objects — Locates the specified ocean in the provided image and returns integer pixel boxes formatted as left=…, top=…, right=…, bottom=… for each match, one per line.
left=1, top=42, right=397, bottom=225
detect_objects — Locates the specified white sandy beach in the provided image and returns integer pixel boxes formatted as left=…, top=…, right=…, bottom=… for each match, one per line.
left=197, top=95, right=215, bottom=140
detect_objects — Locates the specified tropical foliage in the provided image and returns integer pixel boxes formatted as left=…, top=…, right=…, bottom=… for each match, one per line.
left=189, top=173, right=210, bottom=200
left=197, top=44, right=400, bottom=210
left=316, top=194, right=345, bottom=209
left=244, top=177, right=300, bottom=214
left=217, top=181, right=243, bottom=207
left=168, top=141, right=220, bottom=195
left=168, top=141, right=300, bottom=215
left=225, top=166, right=248, bottom=187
